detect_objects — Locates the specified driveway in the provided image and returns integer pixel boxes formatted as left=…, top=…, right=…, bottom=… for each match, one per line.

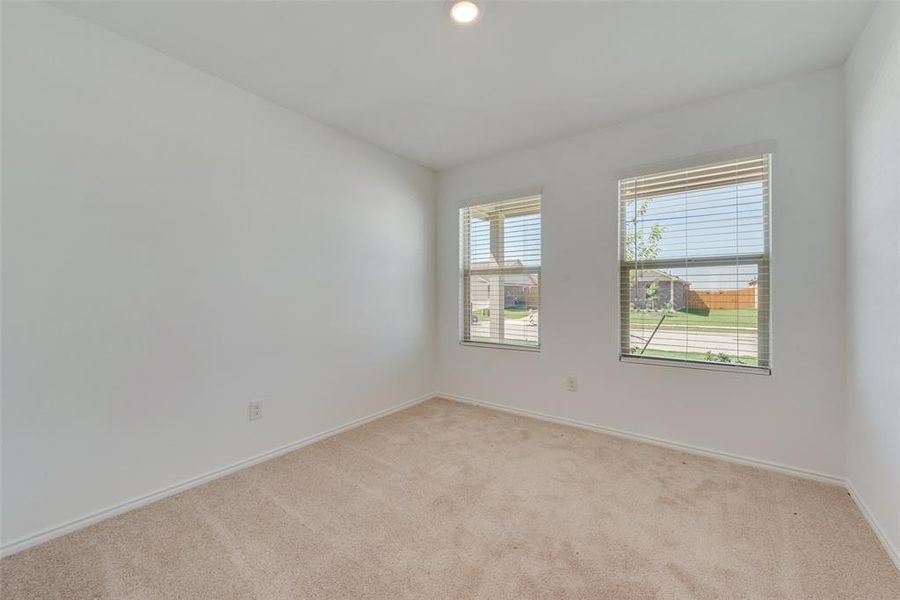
left=471, top=313, right=539, bottom=344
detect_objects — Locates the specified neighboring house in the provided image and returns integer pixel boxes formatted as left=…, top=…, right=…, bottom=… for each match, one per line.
left=469, top=259, right=539, bottom=310
left=630, top=269, right=690, bottom=310
left=499, top=273, right=539, bottom=308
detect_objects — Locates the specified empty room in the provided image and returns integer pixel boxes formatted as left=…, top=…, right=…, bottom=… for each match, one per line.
left=2, top=1, right=899, bottom=598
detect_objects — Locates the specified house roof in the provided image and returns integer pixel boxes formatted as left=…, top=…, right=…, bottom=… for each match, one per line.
left=473, top=273, right=538, bottom=287
left=470, top=258, right=527, bottom=270
left=503, top=274, right=539, bottom=287
left=635, top=269, right=687, bottom=283
left=470, top=258, right=538, bottom=286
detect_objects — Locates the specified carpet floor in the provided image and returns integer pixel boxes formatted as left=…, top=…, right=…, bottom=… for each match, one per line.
left=2, top=398, right=898, bottom=599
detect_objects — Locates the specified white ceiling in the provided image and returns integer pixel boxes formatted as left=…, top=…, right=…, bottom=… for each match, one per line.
left=57, top=1, right=874, bottom=170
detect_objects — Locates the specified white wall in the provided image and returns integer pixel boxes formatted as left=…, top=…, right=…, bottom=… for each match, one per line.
left=1, top=3, right=435, bottom=548
left=5, top=0, right=894, bottom=565
left=845, top=2, right=900, bottom=563
left=437, top=69, right=847, bottom=478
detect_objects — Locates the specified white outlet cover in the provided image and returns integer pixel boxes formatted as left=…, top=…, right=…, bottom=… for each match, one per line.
left=249, top=401, right=263, bottom=420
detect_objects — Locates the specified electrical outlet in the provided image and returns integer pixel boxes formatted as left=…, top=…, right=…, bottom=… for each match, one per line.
left=249, top=400, right=263, bottom=421
left=566, top=377, right=578, bottom=392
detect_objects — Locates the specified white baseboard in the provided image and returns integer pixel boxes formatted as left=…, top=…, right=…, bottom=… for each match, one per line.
left=439, top=392, right=900, bottom=572
left=6, top=390, right=897, bottom=575
left=0, top=392, right=435, bottom=558
left=847, top=480, right=900, bottom=571
left=438, top=392, right=844, bottom=485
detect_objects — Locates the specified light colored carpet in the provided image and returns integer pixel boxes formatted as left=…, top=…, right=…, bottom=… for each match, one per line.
left=2, top=398, right=898, bottom=599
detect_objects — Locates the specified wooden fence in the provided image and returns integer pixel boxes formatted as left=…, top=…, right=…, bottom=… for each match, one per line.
left=687, top=288, right=757, bottom=310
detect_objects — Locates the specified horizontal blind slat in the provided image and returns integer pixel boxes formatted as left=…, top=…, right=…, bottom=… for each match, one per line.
left=619, top=155, right=770, bottom=370
left=461, top=194, right=542, bottom=348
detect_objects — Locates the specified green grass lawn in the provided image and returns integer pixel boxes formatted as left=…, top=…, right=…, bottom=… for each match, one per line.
left=629, top=308, right=758, bottom=330
left=474, top=308, right=533, bottom=320
left=635, top=348, right=758, bottom=366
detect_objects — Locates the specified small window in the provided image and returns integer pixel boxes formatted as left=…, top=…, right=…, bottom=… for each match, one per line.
left=619, top=155, right=771, bottom=373
left=460, top=194, right=541, bottom=350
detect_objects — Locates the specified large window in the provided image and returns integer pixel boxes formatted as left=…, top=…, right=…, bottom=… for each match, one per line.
left=619, top=155, right=771, bottom=373
left=460, top=194, right=541, bottom=349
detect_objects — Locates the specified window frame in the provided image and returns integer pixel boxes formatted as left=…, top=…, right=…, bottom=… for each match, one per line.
left=459, top=192, right=543, bottom=352
left=616, top=152, right=773, bottom=375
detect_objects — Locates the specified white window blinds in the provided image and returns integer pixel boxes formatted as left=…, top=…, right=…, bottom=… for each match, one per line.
left=460, top=195, right=541, bottom=349
left=619, top=155, right=771, bottom=372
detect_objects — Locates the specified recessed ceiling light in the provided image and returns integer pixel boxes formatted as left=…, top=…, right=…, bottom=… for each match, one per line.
left=449, top=0, right=480, bottom=25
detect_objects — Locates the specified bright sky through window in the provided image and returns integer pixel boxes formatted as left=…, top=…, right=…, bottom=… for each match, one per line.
left=619, top=156, right=770, bottom=371
left=461, top=195, right=542, bottom=349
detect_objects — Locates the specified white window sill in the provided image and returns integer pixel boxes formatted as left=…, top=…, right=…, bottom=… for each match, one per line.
left=619, top=354, right=770, bottom=375
left=460, top=341, right=541, bottom=353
